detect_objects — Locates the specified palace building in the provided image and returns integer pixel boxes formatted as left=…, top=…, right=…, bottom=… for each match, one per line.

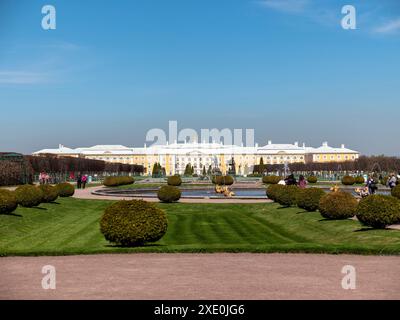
left=33, top=141, right=360, bottom=176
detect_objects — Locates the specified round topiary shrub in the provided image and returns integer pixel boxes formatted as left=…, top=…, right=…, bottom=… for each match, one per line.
left=212, top=175, right=234, bottom=185
left=391, top=185, right=400, bottom=200
left=275, top=185, right=299, bottom=207
left=57, top=183, right=75, bottom=197
left=15, top=185, right=43, bottom=208
left=38, top=185, right=59, bottom=203
left=307, top=176, right=318, bottom=184
left=262, top=175, right=281, bottom=185
left=341, top=175, right=355, bottom=186
left=0, top=189, right=18, bottom=214
left=357, top=195, right=400, bottom=229
left=296, top=187, right=326, bottom=212
left=266, top=184, right=285, bottom=201
left=355, top=176, right=365, bottom=184
left=157, top=185, right=181, bottom=203
left=167, top=175, right=182, bottom=186
left=319, top=191, right=358, bottom=219
left=103, top=176, right=134, bottom=187
left=100, top=200, right=168, bottom=246
left=380, top=176, right=389, bottom=186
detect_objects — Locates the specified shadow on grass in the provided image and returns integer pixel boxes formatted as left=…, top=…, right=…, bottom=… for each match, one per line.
left=32, top=207, right=47, bottom=210
left=354, top=227, right=396, bottom=232
left=105, top=243, right=166, bottom=248
left=296, top=210, right=311, bottom=214
left=2, top=212, right=23, bottom=217
left=49, top=201, right=61, bottom=205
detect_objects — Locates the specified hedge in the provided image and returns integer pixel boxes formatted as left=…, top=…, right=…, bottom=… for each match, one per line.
left=100, top=200, right=168, bottom=246
left=357, top=195, right=400, bottom=229
left=212, top=175, right=234, bottom=185
left=0, top=189, right=18, bottom=214
left=341, top=176, right=356, bottom=186
left=391, top=185, right=400, bottom=200
left=275, top=185, right=299, bottom=207
left=157, top=186, right=181, bottom=203
left=262, top=175, right=281, bottom=185
left=57, top=183, right=75, bottom=197
left=167, top=175, right=182, bottom=186
left=38, top=185, right=59, bottom=203
left=296, top=187, right=325, bottom=212
left=319, top=191, right=358, bottom=219
left=15, top=185, right=43, bottom=207
left=307, top=176, right=318, bottom=184
left=103, top=176, right=134, bottom=187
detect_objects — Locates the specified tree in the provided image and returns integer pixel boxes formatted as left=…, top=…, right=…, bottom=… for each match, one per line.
left=184, top=164, right=193, bottom=176
left=259, top=157, right=265, bottom=174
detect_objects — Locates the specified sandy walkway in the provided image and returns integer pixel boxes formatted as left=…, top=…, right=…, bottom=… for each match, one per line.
left=1, top=253, right=399, bottom=300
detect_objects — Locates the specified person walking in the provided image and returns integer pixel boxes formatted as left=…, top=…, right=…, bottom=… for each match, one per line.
left=387, top=173, right=397, bottom=190
left=39, top=171, right=45, bottom=185
left=76, top=173, right=82, bottom=189
left=366, top=175, right=378, bottom=195
left=298, top=175, right=307, bottom=189
left=81, top=174, right=87, bottom=189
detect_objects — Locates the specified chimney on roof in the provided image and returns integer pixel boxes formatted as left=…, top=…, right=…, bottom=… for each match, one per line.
left=322, top=141, right=328, bottom=147
left=302, top=142, right=305, bottom=148
left=294, top=141, right=298, bottom=147
left=59, top=144, right=63, bottom=149
left=255, top=143, right=259, bottom=148
left=268, top=140, right=272, bottom=145
left=341, top=144, right=345, bottom=149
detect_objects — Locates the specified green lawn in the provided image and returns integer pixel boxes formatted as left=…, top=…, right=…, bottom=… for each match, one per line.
left=0, top=198, right=399, bottom=256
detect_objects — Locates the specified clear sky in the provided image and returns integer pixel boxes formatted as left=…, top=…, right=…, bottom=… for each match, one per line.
left=0, top=0, right=399, bottom=155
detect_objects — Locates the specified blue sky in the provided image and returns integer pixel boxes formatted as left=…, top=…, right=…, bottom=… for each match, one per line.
left=0, top=0, right=399, bottom=155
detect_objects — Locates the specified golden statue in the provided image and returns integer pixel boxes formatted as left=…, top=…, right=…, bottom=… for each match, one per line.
left=330, top=185, right=340, bottom=192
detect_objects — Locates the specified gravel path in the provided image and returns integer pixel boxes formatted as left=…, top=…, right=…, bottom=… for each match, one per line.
left=1, top=253, right=399, bottom=300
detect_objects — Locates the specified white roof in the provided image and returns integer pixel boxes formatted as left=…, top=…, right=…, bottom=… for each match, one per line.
left=32, top=142, right=359, bottom=156
left=33, top=145, right=77, bottom=155
left=305, top=142, right=358, bottom=154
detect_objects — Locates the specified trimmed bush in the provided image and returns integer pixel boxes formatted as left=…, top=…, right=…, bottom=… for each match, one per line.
left=157, top=186, right=181, bottom=203
left=38, top=185, right=59, bottom=203
left=212, top=175, right=234, bottom=185
left=341, top=176, right=355, bottom=186
left=296, top=187, right=326, bottom=212
left=266, top=184, right=285, bottom=201
left=103, top=176, right=134, bottom=187
left=275, top=185, right=299, bottom=207
left=380, top=176, right=389, bottom=186
left=357, top=195, right=400, bottom=229
left=391, top=185, right=400, bottom=200
left=0, top=189, right=18, bottom=214
left=307, top=176, right=318, bottom=184
left=15, top=185, right=43, bottom=207
left=57, top=183, right=75, bottom=197
left=319, top=191, right=358, bottom=219
left=262, top=175, right=281, bottom=185
left=355, top=176, right=365, bottom=184
left=100, top=200, right=168, bottom=246
left=167, top=175, right=182, bottom=186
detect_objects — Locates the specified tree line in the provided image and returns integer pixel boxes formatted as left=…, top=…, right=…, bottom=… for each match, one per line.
left=0, top=154, right=144, bottom=186
left=253, top=155, right=400, bottom=174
